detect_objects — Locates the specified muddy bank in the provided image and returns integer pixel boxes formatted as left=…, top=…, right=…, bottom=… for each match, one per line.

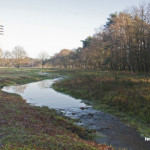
left=64, top=106, right=150, bottom=150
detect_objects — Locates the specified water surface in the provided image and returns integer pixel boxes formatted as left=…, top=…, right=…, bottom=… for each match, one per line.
left=2, top=78, right=86, bottom=109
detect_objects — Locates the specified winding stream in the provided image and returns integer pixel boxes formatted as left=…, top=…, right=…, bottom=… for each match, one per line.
left=2, top=78, right=150, bottom=150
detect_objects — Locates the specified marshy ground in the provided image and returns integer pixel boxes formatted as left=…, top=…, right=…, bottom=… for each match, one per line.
left=0, top=68, right=112, bottom=150
left=0, top=68, right=150, bottom=150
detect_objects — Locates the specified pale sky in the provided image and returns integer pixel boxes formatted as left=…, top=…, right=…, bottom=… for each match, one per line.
left=0, top=0, right=146, bottom=58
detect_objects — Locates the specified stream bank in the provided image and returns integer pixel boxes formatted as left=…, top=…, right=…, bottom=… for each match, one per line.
left=2, top=78, right=150, bottom=150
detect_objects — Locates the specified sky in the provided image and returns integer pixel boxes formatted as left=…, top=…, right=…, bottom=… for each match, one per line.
left=0, top=0, right=147, bottom=58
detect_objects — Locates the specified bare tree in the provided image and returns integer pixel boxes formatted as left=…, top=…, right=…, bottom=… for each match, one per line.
left=39, top=52, right=49, bottom=68
left=0, top=48, right=3, bottom=67
left=0, top=48, right=3, bottom=58
left=3, top=50, right=12, bottom=67
left=12, top=46, right=27, bottom=68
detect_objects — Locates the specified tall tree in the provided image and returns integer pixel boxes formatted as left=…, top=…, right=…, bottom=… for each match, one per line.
left=3, top=50, right=12, bottom=67
left=38, top=52, right=49, bottom=68
left=48, top=2, right=150, bottom=72
left=12, top=46, right=27, bottom=68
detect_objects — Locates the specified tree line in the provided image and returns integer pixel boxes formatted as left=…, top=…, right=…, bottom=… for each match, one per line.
left=49, top=2, right=150, bottom=72
left=0, top=46, right=50, bottom=68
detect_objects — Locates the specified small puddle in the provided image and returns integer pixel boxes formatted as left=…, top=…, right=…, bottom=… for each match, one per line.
left=2, top=78, right=150, bottom=150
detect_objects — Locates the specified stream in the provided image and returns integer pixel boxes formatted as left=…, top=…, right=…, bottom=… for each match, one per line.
left=2, top=78, right=150, bottom=150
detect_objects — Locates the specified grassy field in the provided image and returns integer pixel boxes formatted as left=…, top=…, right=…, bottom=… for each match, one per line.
left=51, top=68, right=150, bottom=137
left=0, top=68, right=112, bottom=150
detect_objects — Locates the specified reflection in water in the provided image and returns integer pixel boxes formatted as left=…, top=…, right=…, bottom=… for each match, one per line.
left=2, top=79, right=86, bottom=109
left=13, top=85, right=28, bottom=94
left=4, top=85, right=28, bottom=94
left=38, top=80, right=51, bottom=89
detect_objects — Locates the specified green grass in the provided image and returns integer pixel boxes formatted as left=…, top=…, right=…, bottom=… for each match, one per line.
left=51, top=68, right=150, bottom=137
left=0, top=68, right=113, bottom=150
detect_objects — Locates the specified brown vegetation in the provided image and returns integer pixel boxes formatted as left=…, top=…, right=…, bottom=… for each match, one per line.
left=49, top=2, right=150, bottom=72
